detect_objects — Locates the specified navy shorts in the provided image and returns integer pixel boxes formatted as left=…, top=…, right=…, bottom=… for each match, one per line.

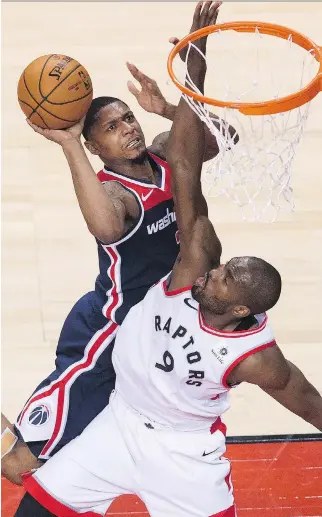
left=15, top=291, right=119, bottom=459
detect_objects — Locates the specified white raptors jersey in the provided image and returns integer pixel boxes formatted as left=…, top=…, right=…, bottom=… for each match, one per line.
left=113, top=277, right=276, bottom=430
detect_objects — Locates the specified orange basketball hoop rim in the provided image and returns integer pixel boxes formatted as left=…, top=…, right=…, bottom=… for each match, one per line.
left=167, top=21, right=322, bottom=116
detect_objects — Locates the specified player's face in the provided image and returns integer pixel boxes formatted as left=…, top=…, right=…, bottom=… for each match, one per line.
left=191, top=258, right=250, bottom=316
left=88, top=102, right=146, bottom=161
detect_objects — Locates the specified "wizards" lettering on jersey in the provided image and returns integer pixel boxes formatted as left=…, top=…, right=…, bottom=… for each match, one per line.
left=147, top=208, right=176, bottom=235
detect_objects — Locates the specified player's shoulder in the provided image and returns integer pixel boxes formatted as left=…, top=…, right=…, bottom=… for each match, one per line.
left=229, top=338, right=285, bottom=387
left=97, top=170, right=135, bottom=198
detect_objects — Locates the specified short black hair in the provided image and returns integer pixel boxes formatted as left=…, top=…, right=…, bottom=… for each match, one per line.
left=82, top=96, right=128, bottom=140
left=239, top=256, right=282, bottom=314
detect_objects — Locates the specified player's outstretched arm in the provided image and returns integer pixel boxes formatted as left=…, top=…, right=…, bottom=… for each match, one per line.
left=127, top=5, right=239, bottom=163
left=166, top=2, right=222, bottom=290
left=262, top=361, right=322, bottom=432
left=229, top=347, right=322, bottom=432
left=26, top=119, right=138, bottom=244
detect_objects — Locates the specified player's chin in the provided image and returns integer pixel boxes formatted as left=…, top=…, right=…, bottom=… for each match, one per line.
left=124, top=140, right=146, bottom=156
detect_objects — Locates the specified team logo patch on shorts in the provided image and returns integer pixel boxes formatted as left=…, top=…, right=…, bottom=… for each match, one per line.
left=28, top=404, right=51, bottom=426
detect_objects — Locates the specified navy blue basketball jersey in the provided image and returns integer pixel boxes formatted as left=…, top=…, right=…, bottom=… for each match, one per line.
left=95, top=152, right=179, bottom=325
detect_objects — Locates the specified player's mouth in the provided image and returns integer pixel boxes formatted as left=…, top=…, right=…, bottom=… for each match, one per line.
left=125, top=137, right=142, bottom=149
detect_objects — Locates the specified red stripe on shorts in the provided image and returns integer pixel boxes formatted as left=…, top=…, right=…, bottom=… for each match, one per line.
left=209, top=504, right=237, bottom=517
left=23, top=475, right=101, bottom=517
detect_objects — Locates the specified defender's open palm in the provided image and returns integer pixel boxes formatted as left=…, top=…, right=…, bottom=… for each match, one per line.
left=126, top=62, right=167, bottom=116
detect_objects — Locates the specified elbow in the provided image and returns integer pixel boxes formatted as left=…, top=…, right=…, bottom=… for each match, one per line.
left=86, top=221, right=124, bottom=245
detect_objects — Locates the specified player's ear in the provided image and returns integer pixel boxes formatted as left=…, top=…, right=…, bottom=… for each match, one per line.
left=232, top=305, right=250, bottom=319
left=84, top=140, right=100, bottom=156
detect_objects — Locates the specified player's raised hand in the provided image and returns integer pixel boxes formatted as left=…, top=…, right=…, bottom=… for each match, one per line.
left=126, top=62, right=167, bottom=116
left=169, top=1, right=222, bottom=61
left=26, top=117, right=85, bottom=146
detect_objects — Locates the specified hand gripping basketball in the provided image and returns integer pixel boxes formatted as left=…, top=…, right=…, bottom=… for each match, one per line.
left=18, top=54, right=93, bottom=129
left=26, top=116, right=85, bottom=146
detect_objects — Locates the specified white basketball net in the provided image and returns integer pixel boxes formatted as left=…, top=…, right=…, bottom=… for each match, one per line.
left=175, top=28, right=319, bottom=222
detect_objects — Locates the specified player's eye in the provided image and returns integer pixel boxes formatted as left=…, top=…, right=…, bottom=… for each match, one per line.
left=126, top=114, right=135, bottom=122
left=107, top=124, right=115, bottom=131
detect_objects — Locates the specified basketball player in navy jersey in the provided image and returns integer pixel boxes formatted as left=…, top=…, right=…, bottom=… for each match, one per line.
left=15, top=2, right=322, bottom=516
left=4, top=2, right=238, bottom=489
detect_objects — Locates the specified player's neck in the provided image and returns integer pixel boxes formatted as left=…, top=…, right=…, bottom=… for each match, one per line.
left=201, top=309, right=241, bottom=332
left=103, top=154, right=158, bottom=184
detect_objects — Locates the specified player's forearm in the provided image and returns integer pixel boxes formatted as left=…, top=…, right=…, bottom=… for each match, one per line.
left=160, top=102, right=177, bottom=121
left=168, top=46, right=206, bottom=174
left=266, top=373, right=322, bottom=432
left=167, top=45, right=207, bottom=233
left=62, top=140, right=124, bottom=242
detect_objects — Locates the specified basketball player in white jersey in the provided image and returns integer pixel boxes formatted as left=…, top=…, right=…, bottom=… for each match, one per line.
left=15, top=2, right=322, bottom=517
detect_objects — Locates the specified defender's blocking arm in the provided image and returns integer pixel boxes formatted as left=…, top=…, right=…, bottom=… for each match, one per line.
left=166, top=2, right=222, bottom=290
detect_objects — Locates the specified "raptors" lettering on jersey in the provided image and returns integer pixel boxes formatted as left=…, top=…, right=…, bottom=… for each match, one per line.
left=147, top=208, right=176, bottom=235
left=154, top=315, right=205, bottom=387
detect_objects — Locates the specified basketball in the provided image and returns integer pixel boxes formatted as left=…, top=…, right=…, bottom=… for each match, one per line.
left=17, top=54, right=93, bottom=129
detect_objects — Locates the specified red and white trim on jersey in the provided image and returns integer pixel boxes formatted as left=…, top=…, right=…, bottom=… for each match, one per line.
left=199, top=308, right=268, bottom=338
left=102, top=247, right=123, bottom=322
left=221, top=339, right=277, bottom=389
left=103, top=152, right=167, bottom=192
left=162, top=279, right=192, bottom=297
left=148, top=152, right=167, bottom=190
left=99, top=184, right=144, bottom=323
left=17, top=321, right=118, bottom=459
left=23, top=475, right=101, bottom=517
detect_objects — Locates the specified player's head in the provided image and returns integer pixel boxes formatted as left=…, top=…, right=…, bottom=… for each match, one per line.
left=191, top=257, right=281, bottom=318
left=83, top=96, right=146, bottom=163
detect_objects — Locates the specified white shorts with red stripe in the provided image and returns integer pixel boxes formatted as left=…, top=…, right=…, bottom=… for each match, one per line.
left=24, top=391, right=236, bottom=517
